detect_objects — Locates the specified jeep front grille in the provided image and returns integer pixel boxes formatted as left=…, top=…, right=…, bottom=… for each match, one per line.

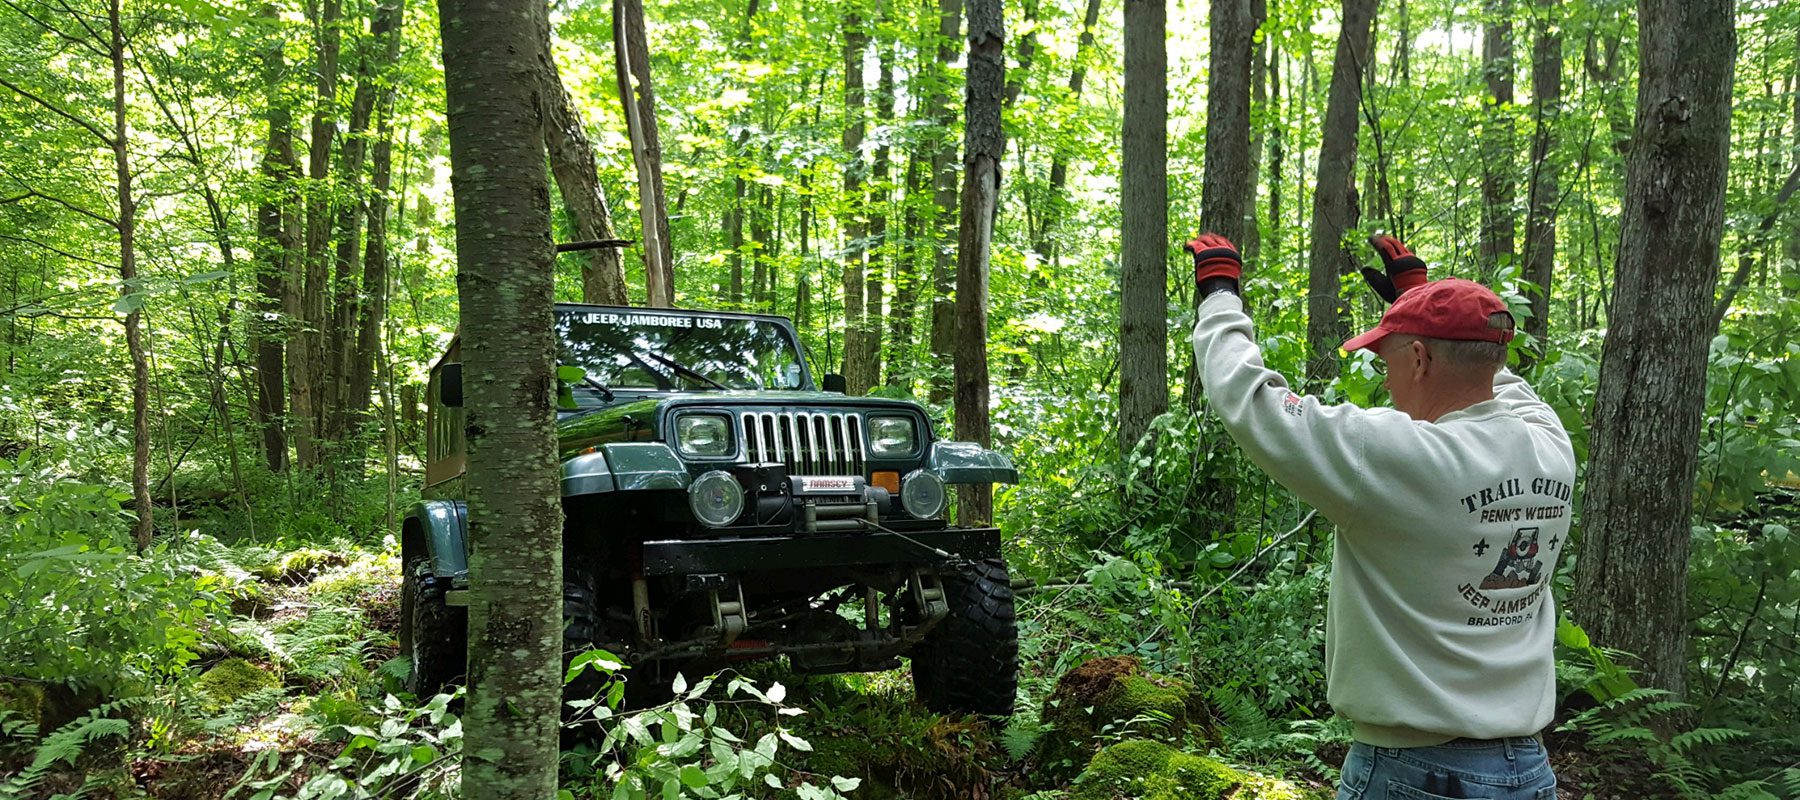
left=738, top=411, right=865, bottom=476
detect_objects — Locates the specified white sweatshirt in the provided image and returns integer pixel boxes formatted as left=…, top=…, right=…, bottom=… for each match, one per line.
left=1191, top=292, right=1577, bottom=747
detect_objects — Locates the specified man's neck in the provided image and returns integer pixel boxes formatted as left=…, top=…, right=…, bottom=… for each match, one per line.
left=1414, top=383, right=1497, bottom=423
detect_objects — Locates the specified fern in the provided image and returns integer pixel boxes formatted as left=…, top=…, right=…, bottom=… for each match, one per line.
left=1000, top=716, right=1045, bottom=762
left=1207, top=684, right=1275, bottom=747
left=1556, top=688, right=1769, bottom=800
left=0, top=697, right=143, bottom=800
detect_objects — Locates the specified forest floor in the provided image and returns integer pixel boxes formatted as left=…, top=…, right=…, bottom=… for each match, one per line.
left=22, top=542, right=1669, bottom=800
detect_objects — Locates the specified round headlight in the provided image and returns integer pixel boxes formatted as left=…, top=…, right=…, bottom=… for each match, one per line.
left=677, top=414, right=732, bottom=457
left=868, top=416, right=917, bottom=457
left=900, top=470, right=946, bottom=519
left=688, top=470, right=745, bottom=527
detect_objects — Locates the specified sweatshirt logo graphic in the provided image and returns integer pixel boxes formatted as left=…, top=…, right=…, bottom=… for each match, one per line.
left=1478, top=526, right=1544, bottom=590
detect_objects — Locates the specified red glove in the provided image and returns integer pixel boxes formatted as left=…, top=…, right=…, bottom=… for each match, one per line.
left=1361, top=234, right=1429, bottom=304
left=1185, top=233, right=1242, bottom=298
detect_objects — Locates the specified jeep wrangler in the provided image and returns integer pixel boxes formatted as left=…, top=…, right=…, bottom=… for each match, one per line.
left=400, top=304, right=1020, bottom=715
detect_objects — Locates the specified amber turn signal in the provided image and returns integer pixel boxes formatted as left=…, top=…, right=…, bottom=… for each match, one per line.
left=870, top=470, right=900, bottom=494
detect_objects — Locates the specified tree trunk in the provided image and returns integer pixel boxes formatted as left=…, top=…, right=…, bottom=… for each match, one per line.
left=110, top=0, right=150, bottom=549
left=955, top=0, right=1002, bottom=526
left=1036, top=0, right=1103, bottom=265
left=438, top=0, right=563, bottom=795
left=1574, top=0, right=1735, bottom=701
left=1304, top=0, right=1377, bottom=385
left=927, top=0, right=962, bottom=405
left=840, top=11, right=874, bottom=395
left=1266, top=23, right=1284, bottom=266
left=614, top=0, right=673, bottom=306
left=1201, top=0, right=1262, bottom=246
left=324, top=0, right=399, bottom=448
left=1521, top=0, right=1560, bottom=352
left=1119, top=0, right=1168, bottom=455
left=865, top=45, right=896, bottom=388
left=889, top=154, right=925, bottom=389
left=294, top=0, right=341, bottom=471
left=1188, top=0, right=1262, bottom=407
left=351, top=2, right=404, bottom=430
left=1479, top=0, right=1516, bottom=278
left=254, top=2, right=293, bottom=474
left=340, top=0, right=404, bottom=436
left=539, top=2, right=626, bottom=305
left=729, top=176, right=746, bottom=304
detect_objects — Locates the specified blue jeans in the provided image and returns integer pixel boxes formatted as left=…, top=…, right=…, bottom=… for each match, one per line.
left=1336, top=738, right=1557, bottom=800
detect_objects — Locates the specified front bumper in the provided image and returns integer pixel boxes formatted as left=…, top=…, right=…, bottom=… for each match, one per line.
left=639, top=526, right=1001, bottom=576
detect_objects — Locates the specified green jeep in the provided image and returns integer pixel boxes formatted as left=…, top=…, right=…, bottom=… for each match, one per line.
left=401, top=304, right=1020, bottom=715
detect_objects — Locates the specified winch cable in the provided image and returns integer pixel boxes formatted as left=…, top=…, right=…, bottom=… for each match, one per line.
left=858, top=517, right=956, bottom=560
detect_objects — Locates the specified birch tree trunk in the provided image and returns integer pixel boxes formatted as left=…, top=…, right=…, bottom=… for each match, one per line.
left=1304, top=0, right=1377, bottom=384
left=438, top=0, right=563, bottom=794
left=1119, top=0, right=1168, bottom=455
left=1574, top=0, right=1735, bottom=700
left=955, top=0, right=1003, bottom=526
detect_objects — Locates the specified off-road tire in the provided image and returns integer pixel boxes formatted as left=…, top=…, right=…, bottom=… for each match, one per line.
left=402, top=558, right=466, bottom=698
left=562, top=570, right=611, bottom=705
left=910, top=557, right=1019, bottom=716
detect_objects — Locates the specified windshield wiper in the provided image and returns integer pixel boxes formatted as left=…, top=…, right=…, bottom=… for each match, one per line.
left=644, top=351, right=727, bottom=390
left=578, top=375, right=614, bottom=403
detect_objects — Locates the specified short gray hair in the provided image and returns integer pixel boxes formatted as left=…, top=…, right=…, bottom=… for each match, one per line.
left=1387, top=334, right=1508, bottom=372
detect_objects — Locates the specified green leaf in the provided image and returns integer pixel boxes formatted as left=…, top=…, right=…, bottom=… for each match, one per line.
left=113, top=292, right=146, bottom=316
left=679, top=765, right=709, bottom=788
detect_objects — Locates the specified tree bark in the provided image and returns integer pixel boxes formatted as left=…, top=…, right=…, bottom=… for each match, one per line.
left=865, top=45, right=896, bottom=388
left=341, top=0, right=405, bottom=435
left=1521, top=0, right=1560, bottom=352
left=1304, top=0, right=1378, bottom=385
left=1574, top=0, right=1735, bottom=701
left=614, top=0, right=673, bottom=306
left=1119, top=0, right=1168, bottom=455
left=955, top=0, right=1002, bottom=526
left=1479, top=0, right=1516, bottom=279
left=840, top=11, right=873, bottom=394
left=889, top=154, right=925, bottom=389
left=254, top=2, right=294, bottom=474
left=1036, top=0, right=1103, bottom=265
left=351, top=1, right=405, bottom=429
left=1201, top=0, right=1262, bottom=246
left=293, top=0, right=341, bottom=471
left=438, top=0, right=563, bottom=794
left=108, top=0, right=150, bottom=549
left=927, top=0, right=962, bottom=405
left=539, top=3, right=626, bottom=305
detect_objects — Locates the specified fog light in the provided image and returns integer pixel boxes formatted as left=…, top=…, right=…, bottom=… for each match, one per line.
left=900, top=470, right=946, bottom=519
left=688, top=470, right=745, bottom=527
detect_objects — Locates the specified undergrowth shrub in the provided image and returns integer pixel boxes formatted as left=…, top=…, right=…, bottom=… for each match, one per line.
left=0, top=442, right=227, bottom=710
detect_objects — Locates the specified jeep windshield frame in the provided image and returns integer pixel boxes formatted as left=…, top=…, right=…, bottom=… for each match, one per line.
left=554, top=307, right=812, bottom=399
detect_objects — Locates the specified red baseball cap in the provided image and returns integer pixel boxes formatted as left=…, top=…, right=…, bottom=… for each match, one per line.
left=1342, top=278, right=1516, bottom=352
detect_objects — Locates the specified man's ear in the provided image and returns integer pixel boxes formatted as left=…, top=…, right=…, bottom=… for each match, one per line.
left=1410, top=339, right=1432, bottom=379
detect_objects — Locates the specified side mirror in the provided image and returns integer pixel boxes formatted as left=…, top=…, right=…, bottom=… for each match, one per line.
left=438, top=363, right=463, bottom=407
left=822, top=373, right=847, bottom=394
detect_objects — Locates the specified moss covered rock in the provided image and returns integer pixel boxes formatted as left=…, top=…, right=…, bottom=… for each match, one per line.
left=1035, top=656, right=1207, bottom=781
left=254, top=548, right=349, bottom=584
left=193, top=658, right=279, bottom=712
left=1071, top=740, right=1240, bottom=800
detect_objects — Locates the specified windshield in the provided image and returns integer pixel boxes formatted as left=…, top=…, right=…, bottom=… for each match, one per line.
left=555, top=310, right=808, bottom=393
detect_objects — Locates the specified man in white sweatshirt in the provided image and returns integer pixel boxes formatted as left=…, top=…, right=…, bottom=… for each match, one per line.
left=1186, top=232, right=1575, bottom=800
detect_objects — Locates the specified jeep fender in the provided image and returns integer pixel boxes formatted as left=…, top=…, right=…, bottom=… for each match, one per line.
left=561, top=442, right=692, bottom=498
left=927, top=441, right=1019, bottom=484
left=403, top=500, right=468, bottom=580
